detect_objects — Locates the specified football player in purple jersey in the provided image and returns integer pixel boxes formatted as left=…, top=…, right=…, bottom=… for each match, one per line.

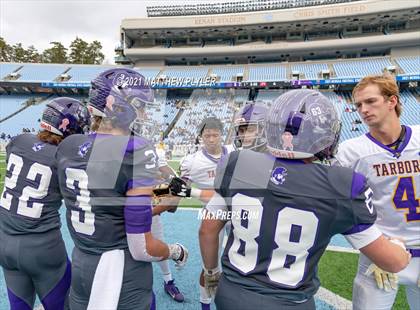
left=0, top=97, right=90, bottom=310
left=199, top=89, right=411, bottom=310
left=56, top=68, right=188, bottom=310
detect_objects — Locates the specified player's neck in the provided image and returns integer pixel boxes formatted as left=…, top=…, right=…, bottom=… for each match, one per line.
left=369, top=120, right=402, bottom=145
left=205, top=146, right=222, bottom=157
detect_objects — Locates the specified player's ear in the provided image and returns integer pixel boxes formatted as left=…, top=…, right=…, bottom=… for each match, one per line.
left=387, top=95, right=398, bottom=112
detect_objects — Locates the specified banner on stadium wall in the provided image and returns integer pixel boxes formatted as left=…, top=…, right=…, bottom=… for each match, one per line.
left=31, top=74, right=420, bottom=89
left=41, top=82, right=91, bottom=88
left=396, top=75, right=420, bottom=82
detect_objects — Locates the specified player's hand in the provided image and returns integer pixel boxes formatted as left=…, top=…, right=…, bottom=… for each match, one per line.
left=169, top=177, right=191, bottom=197
left=152, top=183, right=170, bottom=197
left=168, top=243, right=188, bottom=269
left=203, top=267, right=221, bottom=298
left=364, top=238, right=407, bottom=291
left=365, top=264, right=398, bottom=291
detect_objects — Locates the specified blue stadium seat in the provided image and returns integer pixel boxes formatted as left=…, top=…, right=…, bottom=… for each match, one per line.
left=333, top=58, right=392, bottom=78
left=0, top=95, right=49, bottom=136
left=0, top=63, right=22, bottom=80
left=211, top=66, right=244, bottom=82
left=161, top=67, right=209, bottom=80
left=135, top=68, right=162, bottom=80
left=292, top=63, right=328, bottom=80
left=16, top=64, right=68, bottom=82
left=66, top=66, right=113, bottom=82
left=247, top=65, right=287, bottom=81
left=395, top=57, right=420, bottom=75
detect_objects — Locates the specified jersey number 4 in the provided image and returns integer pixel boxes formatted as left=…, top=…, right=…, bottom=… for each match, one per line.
left=1, top=153, right=52, bottom=218
left=228, top=193, right=319, bottom=288
left=393, top=176, right=420, bottom=222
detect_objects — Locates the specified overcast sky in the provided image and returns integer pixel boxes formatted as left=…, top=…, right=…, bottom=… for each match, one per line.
left=0, top=0, right=243, bottom=64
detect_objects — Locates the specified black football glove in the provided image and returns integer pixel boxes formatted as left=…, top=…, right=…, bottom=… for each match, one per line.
left=169, top=177, right=191, bottom=197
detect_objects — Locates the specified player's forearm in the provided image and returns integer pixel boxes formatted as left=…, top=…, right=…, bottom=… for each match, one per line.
left=191, top=188, right=215, bottom=204
left=360, top=235, right=411, bottom=273
left=145, top=232, right=170, bottom=259
left=199, top=219, right=221, bottom=269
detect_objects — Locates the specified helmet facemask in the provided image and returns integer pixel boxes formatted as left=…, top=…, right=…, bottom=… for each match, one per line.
left=233, top=120, right=266, bottom=151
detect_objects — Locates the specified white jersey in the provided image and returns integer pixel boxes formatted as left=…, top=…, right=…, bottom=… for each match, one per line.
left=335, top=125, right=420, bottom=248
left=180, top=145, right=234, bottom=188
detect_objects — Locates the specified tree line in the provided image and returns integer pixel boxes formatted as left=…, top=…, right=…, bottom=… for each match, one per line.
left=0, top=37, right=105, bottom=64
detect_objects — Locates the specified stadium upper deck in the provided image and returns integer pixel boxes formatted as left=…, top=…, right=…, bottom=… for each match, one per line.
left=119, top=0, right=419, bottom=65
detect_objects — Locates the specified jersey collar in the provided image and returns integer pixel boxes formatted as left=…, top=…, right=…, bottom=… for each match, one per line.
left=365, top=125, right=412, bottom=158
left=202, top=146, right=228, bottom=164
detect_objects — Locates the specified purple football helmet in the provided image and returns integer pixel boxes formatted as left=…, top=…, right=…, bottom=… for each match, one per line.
left=233, top=102, right=268, bottom=151
left=40, top=97, right=90, bottom=137
left=266, top=89, right=341, bottom=160
left=88, top=68, right=155, bottom=136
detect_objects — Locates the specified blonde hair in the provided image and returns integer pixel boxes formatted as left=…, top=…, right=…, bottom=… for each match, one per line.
left=352, top=74, right=402, bottom=117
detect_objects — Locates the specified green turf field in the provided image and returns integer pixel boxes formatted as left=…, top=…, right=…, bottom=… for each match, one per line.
left=0, top=154, right=409, bottom=309
left=319, top=251, right=408, bottom=309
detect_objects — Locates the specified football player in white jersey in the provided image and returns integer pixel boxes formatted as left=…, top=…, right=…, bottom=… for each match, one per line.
left=174, top=117, right=233, bottom=310
left=335, top=74, right=420, bottom=310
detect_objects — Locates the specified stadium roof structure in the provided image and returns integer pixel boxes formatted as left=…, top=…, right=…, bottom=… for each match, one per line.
left=146, top=0, right=362, bottom=17
left=119, top=0, right=419, bottom=64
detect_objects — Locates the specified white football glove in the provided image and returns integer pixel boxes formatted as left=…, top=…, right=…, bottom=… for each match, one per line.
left=365, top=264, right=398, bottom=291
left=168, top=243, right=188, bottom=270
left=365, top=238, right=406, bottom=291
left=203, top=266, right=221, bottom=298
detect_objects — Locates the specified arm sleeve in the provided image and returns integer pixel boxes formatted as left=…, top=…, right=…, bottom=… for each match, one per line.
left=205, top=192, right=228, bottom=220
left=124, top=195, right=163, bottom=262
left=179, top=154, right=192, bottom=181
left=344, top=224, right=382, bottom=249
left=340, top=172, right=380, bottom=249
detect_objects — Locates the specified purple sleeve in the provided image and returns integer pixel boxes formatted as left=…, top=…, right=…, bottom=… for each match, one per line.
left=342, top=223, right=373, bottom=235
left=351, top=172, right=366, bottom=199
left=124, top=195, right=152, bottom=234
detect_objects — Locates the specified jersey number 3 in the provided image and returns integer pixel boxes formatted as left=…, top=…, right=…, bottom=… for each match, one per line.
left=228, top=194, right=319, bottom=288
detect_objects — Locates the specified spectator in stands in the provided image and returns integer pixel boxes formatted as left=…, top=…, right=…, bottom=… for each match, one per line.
left=351, top=121, right=360, bottom=132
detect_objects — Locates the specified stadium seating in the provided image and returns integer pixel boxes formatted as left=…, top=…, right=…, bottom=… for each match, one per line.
left=0, top=63, right=22, bottom=79
left=333, top=58, right=393, bottom=78
left=135, top=68, right=162, bottom=80
left=0, top=95, right=49, bottom=136
left=167, top=89, right=235, bottom=145
left=15, top=65, right=67, bottom=82
left=66, top=66, right=112, bottom=82
left=292, top=63, right=329, bottom=80
left=256, top=89, right=285, bottom=105
left=162, top=66, right=209, bottom=80
left=211, top=66, right=244, bottom=82
left=400, top=90, right=419, bottom=126
left=247, top=65, right=287, bottom=81
left=395, top=56, right=420, bottom=75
